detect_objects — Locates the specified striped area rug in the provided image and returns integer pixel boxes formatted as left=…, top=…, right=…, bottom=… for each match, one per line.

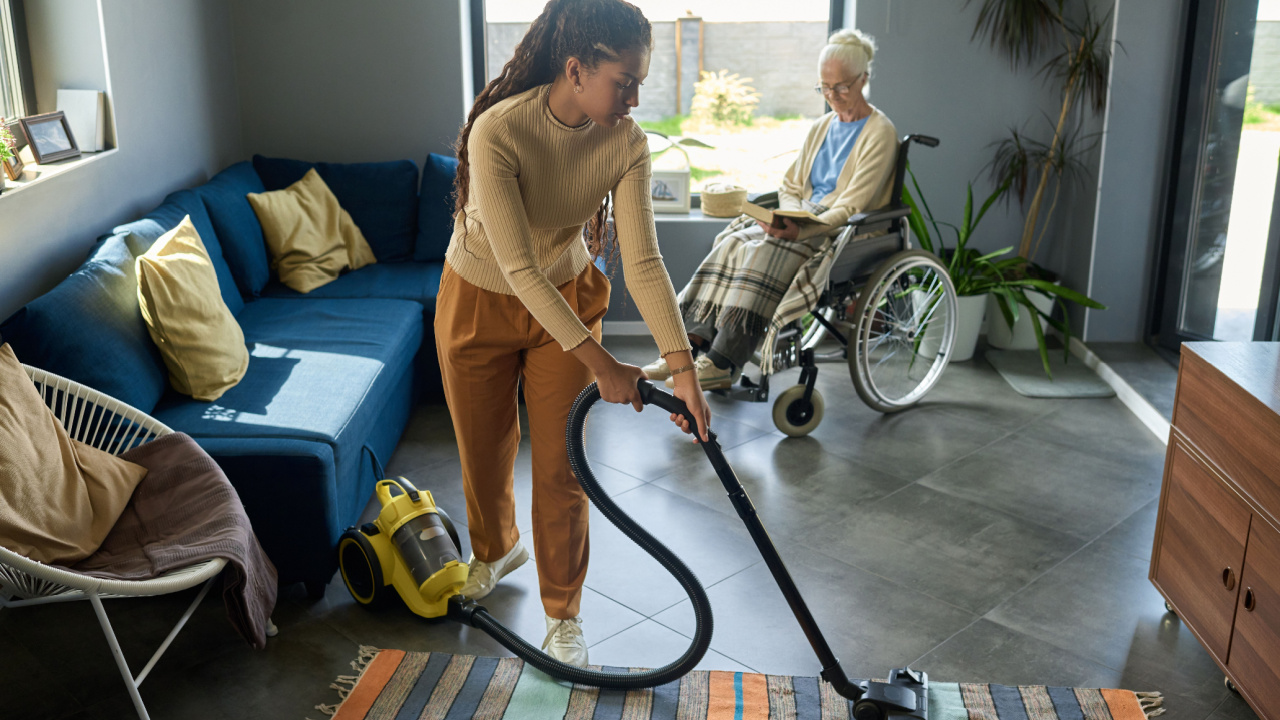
left=312, top=647, right=1165, bottom=720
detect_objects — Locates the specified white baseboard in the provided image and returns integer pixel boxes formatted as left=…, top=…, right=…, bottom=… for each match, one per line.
left=602, top=321, right=651, bottom=336
left=1067, top=336, right=1171, bottom=445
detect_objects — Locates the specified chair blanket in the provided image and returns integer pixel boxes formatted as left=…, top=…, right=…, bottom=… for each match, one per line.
left=66, top=433, right=278, bottom=649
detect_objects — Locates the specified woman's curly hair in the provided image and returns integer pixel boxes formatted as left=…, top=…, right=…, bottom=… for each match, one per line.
left=453, top=0, right=651, bottom=266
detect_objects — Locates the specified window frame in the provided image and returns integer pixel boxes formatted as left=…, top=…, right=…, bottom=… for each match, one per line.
left=0, top=0, right=33, bottom=122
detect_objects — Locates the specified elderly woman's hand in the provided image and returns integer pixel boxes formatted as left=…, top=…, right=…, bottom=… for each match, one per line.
left=757, top=218, right=801, bottom=241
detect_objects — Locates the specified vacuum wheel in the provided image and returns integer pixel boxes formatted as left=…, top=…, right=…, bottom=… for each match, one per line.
left=772, top=384, right=825, bottom=437
left=338, top=529, right=386, bottom=608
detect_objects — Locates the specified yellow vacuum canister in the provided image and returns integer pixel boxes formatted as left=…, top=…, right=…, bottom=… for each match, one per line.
left=338, top=477, right=468, bottom=618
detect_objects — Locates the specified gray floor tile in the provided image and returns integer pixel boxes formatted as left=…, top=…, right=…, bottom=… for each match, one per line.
left=587, top=619, right=755, bottom=672
left=796, top=483, right=1084, bottom=615
left=1095, top=497, right=1161, bottom=562
left=1017, top=396, right=1168, bottom=471
left=1091, top=342, right=1179, bottom=422
left=653, top=540, right=977, bottom=679
left=912, top=618, right=1121, bottom=687
left=0, top=623, right=87, bottom=719
left=919, top=428, right=1163, bottom=541
left=1208, top=692, right=1263, bottom=720
left=986, top=542, right=1234, bottom=711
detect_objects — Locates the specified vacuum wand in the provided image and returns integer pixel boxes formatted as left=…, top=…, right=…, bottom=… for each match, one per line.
left=636, top=380, right=928, bottom=719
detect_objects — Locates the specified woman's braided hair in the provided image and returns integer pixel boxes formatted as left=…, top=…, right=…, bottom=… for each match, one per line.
left=453, top=0, right=652, bottom=265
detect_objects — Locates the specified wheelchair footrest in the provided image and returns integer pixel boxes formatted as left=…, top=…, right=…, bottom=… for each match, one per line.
left=710, top=374, right=769, bottom=402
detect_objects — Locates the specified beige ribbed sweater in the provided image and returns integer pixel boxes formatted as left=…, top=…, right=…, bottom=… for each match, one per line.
left=779, top=107, right=899, bottom=240
left=446, top=84, right=690, bottom=356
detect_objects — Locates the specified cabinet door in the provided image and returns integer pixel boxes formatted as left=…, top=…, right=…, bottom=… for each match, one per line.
left=1227, top=518, right=1280, bottom=719
left=1152, top=438, right=1251, bottom=663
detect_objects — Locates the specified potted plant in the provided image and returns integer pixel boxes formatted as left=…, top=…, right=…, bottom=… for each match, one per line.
left=903, top=167, right=1012, bottom=362
left=0, top=123, right=15, bottom=196
left=904, top=167, right=1105, bottom=377
left=967, top=0, right=1115, bottom=348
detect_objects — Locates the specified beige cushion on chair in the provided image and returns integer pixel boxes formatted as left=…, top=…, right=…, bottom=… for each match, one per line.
left=0, top=343, right=148, bottom=565
left=136, top=215, right=250, bottom=402
left=246, top=167, right=377, bottom=293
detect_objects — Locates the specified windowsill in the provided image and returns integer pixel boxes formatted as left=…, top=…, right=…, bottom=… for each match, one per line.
left=654, top=208, right=735, bottom=222
left=1, top=148, right=118, bottom=199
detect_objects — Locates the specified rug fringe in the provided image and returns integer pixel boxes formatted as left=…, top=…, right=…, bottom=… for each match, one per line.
left=307, top=645, right=382, bottom=720
left=1136, top=691, right=1165, bottom=718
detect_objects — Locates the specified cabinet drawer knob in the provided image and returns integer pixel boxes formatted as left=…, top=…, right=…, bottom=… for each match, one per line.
left=1244, top=588, right=1256, bottom=612
left=1223, top=567, right=1236, bottom=591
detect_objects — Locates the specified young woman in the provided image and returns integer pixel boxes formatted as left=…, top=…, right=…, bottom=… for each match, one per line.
left=437, top=0, right=712, bottom=667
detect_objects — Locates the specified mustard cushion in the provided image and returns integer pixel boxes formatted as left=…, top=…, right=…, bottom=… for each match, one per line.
left=246, top=168, right=377, bottom=293
left=136, top=216, right=249, bottom=401
left=0, top=344, right=148, bottom=565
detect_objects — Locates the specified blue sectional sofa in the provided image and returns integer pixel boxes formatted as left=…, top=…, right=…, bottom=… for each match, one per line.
left=1, top=153, right=460, bottom=591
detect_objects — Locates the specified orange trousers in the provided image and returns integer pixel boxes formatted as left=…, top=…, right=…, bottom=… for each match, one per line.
left=434, top=261, right=609, bottom=619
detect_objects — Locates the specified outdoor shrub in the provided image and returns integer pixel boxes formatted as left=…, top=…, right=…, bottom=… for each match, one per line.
left=690, top=70, right=760, bottom=128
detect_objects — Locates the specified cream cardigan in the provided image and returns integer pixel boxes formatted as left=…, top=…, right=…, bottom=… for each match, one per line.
left=777, top=107, right=899, bottom=240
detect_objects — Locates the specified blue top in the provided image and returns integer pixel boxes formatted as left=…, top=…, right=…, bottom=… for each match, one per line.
left=809, top=116, right=868, bottom=203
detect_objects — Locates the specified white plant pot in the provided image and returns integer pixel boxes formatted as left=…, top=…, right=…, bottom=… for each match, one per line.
left=949, top=293, right=987, bottom=362
left=986, top=291, right=1054, bottom=350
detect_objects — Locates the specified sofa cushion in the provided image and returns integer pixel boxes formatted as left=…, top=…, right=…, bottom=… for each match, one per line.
left=259, top=262, right=444, bottom=313
left=0, top=234, right=169, bottom=413
left=252, top=155, right=418, bottom=263
left=114, top=190, right=245, bottom=316
left=415, top=153, right=458, bottom=262
left=247, top=168, right=377, bottom=293
left=195, top=161, right=270, bottom=298
left=150, top=298, right=423, bottom=492
left=136, top=216, right=249, bottom=402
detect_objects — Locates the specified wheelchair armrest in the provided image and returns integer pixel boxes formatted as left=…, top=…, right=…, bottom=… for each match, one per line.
left=748, top=191, right=779, bottom=209
left=844, top=205, right=912, bottom=227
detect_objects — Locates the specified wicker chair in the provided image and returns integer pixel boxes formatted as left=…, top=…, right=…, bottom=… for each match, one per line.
left=0, top=365, right=264, bottom=720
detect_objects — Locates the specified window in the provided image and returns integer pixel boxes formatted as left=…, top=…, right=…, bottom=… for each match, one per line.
left=0, top=0, right=28, bottom=121
left=480, top=0, right=839, bottom=194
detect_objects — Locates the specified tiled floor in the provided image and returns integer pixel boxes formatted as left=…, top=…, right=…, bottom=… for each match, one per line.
left=1, top=338, right=1260, bottom=720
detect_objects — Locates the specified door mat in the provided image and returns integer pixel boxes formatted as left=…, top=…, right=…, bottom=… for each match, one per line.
left=311, top=647, right=1165, bottom=720
left=985, top=350, right=1115, bottom=398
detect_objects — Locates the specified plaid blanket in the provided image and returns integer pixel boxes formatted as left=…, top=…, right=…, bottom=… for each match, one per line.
left=679, top=211, right=832, bottom=367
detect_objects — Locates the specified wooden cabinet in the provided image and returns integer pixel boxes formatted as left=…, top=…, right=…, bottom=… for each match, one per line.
left=1151, top=343, right=1280, bottom=720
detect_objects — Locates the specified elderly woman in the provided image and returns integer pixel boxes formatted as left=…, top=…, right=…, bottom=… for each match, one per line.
left=643, top=28, right=899, bottom=390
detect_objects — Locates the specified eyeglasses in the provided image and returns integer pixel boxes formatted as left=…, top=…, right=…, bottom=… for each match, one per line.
left=813, top=74, right=865, bottom=97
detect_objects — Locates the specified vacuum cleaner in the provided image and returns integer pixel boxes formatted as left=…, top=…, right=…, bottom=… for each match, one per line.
left=338, top=379, right=929, bottom=720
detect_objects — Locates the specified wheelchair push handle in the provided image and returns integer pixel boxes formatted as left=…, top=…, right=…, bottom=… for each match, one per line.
left=907, top=134, right=939, bottom=147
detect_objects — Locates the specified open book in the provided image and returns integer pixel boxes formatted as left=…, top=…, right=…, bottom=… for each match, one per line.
left=740, top=201, right=827, bottom=228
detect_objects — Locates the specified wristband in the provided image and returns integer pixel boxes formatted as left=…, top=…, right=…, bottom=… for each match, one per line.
left=668, top=362, right=696, bottom=376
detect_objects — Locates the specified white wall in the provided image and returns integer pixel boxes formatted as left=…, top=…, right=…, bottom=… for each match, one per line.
left=0, top=0, right=244, bottom=322
left=229, top=0, right=468, bottom=164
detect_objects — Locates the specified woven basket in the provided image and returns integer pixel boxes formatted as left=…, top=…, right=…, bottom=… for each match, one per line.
left=700, top=185, right=748, bottom=217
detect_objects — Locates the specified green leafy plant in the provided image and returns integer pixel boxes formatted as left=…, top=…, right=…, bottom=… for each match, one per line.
left=689, top=70, right=761, bottom=128
left=903, top=166, right=1106, bottom=378
left=0, top=123, right=15, bottom=165
left=967, top=0, right=1116, bottom=264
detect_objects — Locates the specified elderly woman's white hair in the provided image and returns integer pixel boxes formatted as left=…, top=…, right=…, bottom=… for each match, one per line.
left=819, top=27, right=876, bottom=78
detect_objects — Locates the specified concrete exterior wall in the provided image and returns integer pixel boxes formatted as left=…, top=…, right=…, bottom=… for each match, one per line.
left=485, top=19, right=826, bottom=121
left=0, top=0, right=244, bottom=322
left=1252, top=21, right=1280, bottom=104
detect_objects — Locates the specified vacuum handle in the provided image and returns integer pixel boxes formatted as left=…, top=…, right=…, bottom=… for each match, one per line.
left=637, top=379, right=692, bottom=419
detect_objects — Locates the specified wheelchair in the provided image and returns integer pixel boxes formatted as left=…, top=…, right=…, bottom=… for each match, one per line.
left=711, top=134, right=957, bottom=437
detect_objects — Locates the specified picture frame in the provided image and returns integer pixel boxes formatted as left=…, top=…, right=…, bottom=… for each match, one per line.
left=20, top=111, right=80, bottom=165
left=651, top=170, right=691, bottom=214
left=0, top=118, right=23, bottom=181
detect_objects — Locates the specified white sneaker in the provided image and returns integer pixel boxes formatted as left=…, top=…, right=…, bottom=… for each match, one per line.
left=542, top=615, right=588, bottom=667
left=641, top=356, right=671, bottom=381
left=665, top=355, right=735, bottom=391
left=461, top=541, right=529, bottom=599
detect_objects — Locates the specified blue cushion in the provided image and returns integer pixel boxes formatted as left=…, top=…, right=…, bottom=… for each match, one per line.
left=252, top=155, right=419, bottom=263
left=114, top=190, right=245, bottom=316
left=415, top=153, right=458, bottom=262
left=259, top=262, right=444, bottom=313
left=195, top=162, right=270, bottom=298
left=151, top=298, right=424, bottom=496
left=0, top=235, right=169, bottom=413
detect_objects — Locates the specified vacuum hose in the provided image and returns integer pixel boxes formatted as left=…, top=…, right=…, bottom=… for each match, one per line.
left=448, top=379, right=714, bottom=688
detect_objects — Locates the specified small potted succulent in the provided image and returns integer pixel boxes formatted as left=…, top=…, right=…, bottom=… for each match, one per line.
left=0, top=123, right=16, bottom=195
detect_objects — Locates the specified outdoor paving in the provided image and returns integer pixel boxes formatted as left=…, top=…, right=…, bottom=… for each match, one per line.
left=0, top=337, right=1259, bottom=720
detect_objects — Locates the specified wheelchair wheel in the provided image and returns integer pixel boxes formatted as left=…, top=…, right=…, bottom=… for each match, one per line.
left=850, top=249, right=957, bottom=413
left=772, top=384, right=825, bottom=437
left=338, top=529, right=386, bottom=608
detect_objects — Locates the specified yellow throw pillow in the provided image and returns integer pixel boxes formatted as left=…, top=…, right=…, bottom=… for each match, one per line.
left=0, top=344, right=148, bottom=565
left=246, top=168, right=377, bottom=293
left=136, top=215, right=249, bottom=401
